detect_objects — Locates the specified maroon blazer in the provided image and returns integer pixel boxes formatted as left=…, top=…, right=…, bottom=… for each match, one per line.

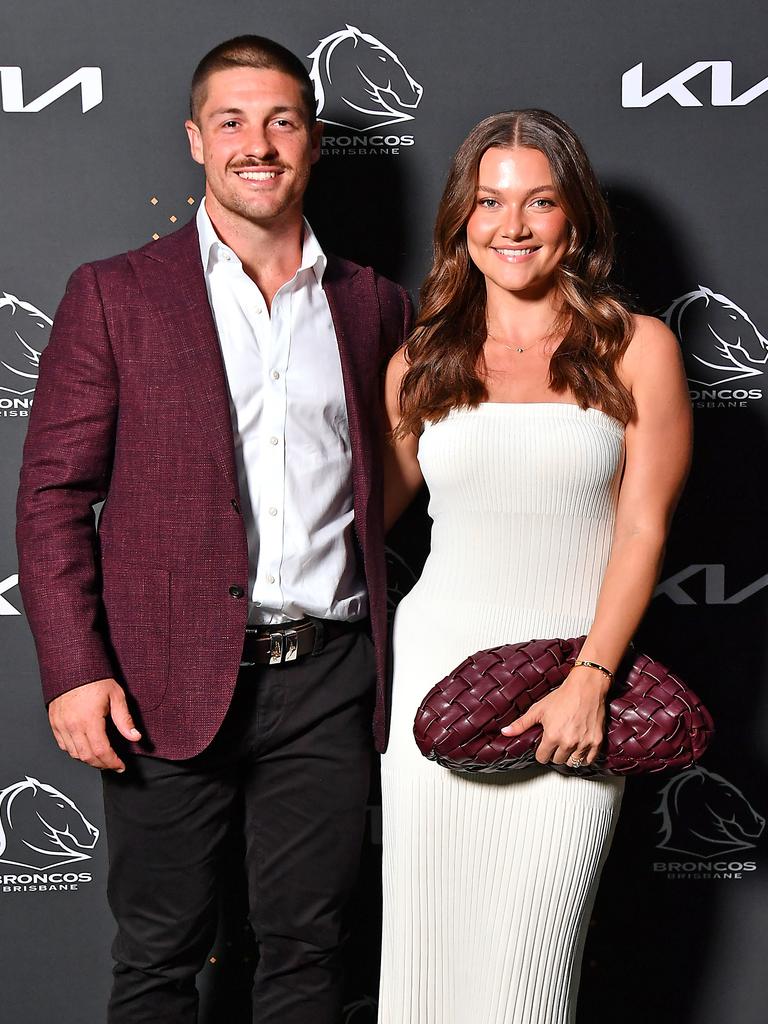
left=16, top=220, right=411, bottom=759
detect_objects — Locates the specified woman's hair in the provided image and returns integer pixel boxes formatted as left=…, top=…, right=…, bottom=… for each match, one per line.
left=395, top=109, right=635, bottom=437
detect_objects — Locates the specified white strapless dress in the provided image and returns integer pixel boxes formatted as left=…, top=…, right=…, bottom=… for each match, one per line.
left=379, top=403, right=626, bottom=1024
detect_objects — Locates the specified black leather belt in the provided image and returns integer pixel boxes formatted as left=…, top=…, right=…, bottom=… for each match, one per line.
left=240, top=617, right=358, bottom=667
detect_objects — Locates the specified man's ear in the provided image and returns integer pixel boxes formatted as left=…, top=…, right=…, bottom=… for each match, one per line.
left=185, top=120, right=204, bottom=166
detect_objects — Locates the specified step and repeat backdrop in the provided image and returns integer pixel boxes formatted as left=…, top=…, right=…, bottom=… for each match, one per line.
left=2, top=1, right=767, bottom=1021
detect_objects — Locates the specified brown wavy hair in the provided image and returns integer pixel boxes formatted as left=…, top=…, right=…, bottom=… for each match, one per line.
left=395, top=109, right=635, bottom=437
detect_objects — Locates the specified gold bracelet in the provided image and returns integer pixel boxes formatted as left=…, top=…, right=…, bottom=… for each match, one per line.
left=573, top=659, right=615, bottom=682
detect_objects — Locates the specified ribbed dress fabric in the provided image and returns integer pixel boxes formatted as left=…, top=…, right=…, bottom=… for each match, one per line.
left=379, top=403, right=627, bottom=1024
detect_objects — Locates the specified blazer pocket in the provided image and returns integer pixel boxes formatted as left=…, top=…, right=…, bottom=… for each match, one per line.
left=102, top=566, right=170, bottom=712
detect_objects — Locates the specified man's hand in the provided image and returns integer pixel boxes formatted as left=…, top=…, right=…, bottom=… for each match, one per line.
left=48, top=678, right=141, bottom=772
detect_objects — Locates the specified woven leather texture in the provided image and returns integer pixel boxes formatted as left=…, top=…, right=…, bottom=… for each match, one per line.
left=413, top=636, right=714, bottom=776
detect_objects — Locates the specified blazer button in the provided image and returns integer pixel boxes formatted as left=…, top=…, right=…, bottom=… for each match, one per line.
left=229, top=585, right=245, bottom=599
left=230, top=498, right=241, bottom=514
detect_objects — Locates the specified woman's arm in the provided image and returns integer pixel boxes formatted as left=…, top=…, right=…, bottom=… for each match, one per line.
left=503, top=315, right=693, bottom=765
left=382, top=347, right=425, bottom=531
left=567, top=315, right=692, bottom=678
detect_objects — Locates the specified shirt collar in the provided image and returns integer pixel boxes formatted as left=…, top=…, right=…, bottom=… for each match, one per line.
left=196, top=198, right=326, bottom=284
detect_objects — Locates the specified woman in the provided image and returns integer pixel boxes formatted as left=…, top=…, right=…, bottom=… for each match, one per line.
left=378, top=110, right=691, bottom=1024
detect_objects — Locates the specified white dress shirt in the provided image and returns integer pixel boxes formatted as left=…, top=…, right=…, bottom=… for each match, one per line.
left=196, top=199, right=367, bottom=624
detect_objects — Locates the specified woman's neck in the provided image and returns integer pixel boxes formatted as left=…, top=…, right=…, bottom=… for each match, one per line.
left=484, top=281, right=561, bottom=347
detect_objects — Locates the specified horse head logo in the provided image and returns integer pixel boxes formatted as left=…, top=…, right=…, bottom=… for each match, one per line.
left=0, top=292, right=51, bottom=396
left=308, top=25, right=423, bottom=131
left=664, top=286, right=768, bottom=387
left=656, top=766, right=765, bottom=858
left=0, top=777, right=100, bottom=870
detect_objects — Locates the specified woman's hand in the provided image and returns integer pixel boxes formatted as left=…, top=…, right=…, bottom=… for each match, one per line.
left=500, top=666, right=610, bottom=766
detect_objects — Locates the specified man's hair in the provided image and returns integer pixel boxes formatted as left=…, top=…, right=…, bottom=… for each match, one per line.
left=189, top=35, right=317, bottom=125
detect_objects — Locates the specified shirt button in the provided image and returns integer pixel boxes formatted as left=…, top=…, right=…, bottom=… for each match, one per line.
left=255, top=307, right=263, bottom=315
left=269, top=436, right=279, bottom=446
left=271, top=370, right=280, bottom=380
left=229, top=585, right=245, bottom=599
left=255, top=600, right=262, bottom=607
left=268, top=506, right=278, bottom=516
left=267, top=574, right=275, bottom=584
left=222, top=252, right=232, bottom=262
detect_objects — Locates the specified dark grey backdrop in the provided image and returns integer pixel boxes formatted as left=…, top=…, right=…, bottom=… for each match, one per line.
left=2, top=1, right=767, bottom=1022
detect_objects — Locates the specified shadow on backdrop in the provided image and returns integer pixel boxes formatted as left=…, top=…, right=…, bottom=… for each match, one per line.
left=579, top=184, right=768, bottom=1024
left=305, top=149, right=412, bottom=283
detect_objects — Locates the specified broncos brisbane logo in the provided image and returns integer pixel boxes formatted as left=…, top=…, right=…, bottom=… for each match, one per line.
left=664, top=286, right=768, bottom=388
left=0, top=777, right=100, bottom=871
left=0, top=292, right=51, bottom=396
left=656, top=766, right=765, bottom=859
left=308, top=25, right=423, bottom=131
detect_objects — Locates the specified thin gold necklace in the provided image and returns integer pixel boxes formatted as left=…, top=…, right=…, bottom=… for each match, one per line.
left=487, top=332, right=542, bottom=354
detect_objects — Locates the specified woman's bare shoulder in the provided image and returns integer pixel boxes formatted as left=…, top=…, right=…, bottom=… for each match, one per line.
left=621, top=314, right=684, bottom=387
left=385, top=344, right=412, bottom=391
left=627, top=313, right=680, bottom=355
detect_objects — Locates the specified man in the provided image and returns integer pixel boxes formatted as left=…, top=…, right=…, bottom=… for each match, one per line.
left=16, top=35, right=411, bottom=1024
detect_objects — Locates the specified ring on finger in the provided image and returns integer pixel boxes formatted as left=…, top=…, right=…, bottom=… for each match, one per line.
left=568, top=754, right=585, bottom=768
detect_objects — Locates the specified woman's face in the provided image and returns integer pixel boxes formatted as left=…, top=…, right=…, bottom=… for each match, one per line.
left=466, top=146, right=570, bottom=300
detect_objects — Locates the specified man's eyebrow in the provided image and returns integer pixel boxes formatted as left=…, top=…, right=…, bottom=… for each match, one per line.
left=268, top=105, right=304, bottom=116
left=206, top=107, right=245, bottom=120
left=206, top=105, right=304, bottom=120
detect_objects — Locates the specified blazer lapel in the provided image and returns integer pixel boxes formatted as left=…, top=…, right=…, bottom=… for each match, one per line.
left=130, top=222, right=238, bottom=488
left=323, top=258, right=379, bottom=523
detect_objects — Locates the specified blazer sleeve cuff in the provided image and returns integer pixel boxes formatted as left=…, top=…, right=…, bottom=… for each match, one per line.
left=39, top=648, right=117, bottom=706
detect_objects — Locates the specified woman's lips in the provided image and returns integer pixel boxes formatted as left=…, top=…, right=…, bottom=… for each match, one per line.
left=492, top=246, right=541, bottom=263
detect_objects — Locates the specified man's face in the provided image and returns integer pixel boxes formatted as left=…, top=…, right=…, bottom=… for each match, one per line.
left=185, top=67, right=322, bottom=226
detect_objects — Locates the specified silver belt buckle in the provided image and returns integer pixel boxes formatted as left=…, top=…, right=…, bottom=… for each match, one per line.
left=269, top=628, right=300, bottom=665
left=269, top=632, right=284, bottom=665
left=283, top=628, right=299, bottom=662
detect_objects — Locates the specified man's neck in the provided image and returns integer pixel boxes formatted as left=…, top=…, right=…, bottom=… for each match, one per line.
left=204, top=192, right=305, bottom=310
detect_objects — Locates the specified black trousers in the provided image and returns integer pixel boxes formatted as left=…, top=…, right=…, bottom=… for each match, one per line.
left=101, top=628, right=374, bottom=1024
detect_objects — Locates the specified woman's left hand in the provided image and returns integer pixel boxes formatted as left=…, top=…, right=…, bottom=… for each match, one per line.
left=500, top=666, right=609, bottom=766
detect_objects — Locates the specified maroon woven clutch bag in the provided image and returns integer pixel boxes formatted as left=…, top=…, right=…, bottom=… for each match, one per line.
left=413, top=636, right=714, bottom=776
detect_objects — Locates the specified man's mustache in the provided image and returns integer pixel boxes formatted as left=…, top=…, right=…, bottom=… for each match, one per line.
left=228, top=161, right=288, bottom=172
